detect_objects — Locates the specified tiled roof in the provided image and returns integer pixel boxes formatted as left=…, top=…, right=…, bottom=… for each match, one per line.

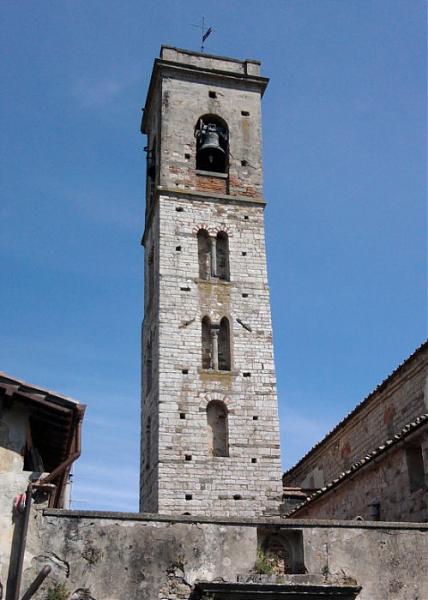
left=283, top=340, right=428, bottom=482
left=284, top=413, right=428, bottom=517
left=0, top=371, right=80, bottom=407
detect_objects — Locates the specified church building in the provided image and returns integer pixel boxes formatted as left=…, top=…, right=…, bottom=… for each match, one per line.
left=0, top=45, right=427, bottom=600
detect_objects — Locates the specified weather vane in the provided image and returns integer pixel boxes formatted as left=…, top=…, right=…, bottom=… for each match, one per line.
left=190, top=16, right=213, bottom=53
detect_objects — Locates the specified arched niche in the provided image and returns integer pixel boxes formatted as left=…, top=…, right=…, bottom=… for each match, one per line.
left=207, top=400, right=229, bottom=457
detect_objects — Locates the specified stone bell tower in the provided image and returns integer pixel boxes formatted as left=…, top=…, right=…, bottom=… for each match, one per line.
left=140, top=46, right=283, bottom=516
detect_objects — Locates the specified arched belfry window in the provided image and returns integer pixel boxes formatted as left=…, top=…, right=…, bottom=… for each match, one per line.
left=195, top=115, right=228, bottom=173
left=201, top=317, right=232, bottom=371
left=207, top=400, right=229, bottom=457
left=218, top=317, right=231, bottom=371
left=201, top=316, right=212, bottom=369
left=197, top=229, right=211, bottom=280
left=197, top=229, right=230, bottom=281
left=216, top=232, right=229, bottom=281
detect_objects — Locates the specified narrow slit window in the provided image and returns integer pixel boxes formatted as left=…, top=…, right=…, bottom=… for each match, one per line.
left=145, top=337, right=153, bottom=392
left=147, top=248, right=155, bottom=304
left=216, top=232, right=230, bottom=281
left=201, top=316, right=212, bottom=369
left=197, top=229, right=211, bottom=280
left=145, top=417, right=151, bottom=470
left=218, top=317, right=231, bottom=371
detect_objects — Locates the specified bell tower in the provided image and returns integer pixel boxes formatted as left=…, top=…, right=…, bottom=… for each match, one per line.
left=140, top=46, right=283, bottom=516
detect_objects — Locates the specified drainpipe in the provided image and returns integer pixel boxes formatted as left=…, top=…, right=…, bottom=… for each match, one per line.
left=38, top=404, right=85, bottom=505
left=12, top=483, right=33, bottom=600
left=20, top=565, right=51, bottom=600
left=12, top=405, right=84, bottom=600
left=12, top=483, right=56, bottom=600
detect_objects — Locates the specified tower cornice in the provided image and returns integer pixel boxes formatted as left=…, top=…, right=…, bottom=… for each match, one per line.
left=141, top=53, right=269, bottom=134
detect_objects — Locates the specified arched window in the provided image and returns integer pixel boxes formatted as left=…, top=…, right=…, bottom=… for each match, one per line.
left=218, top=317, right=231, bottom=371
left=197, top=229, right=211, bottom=280
left=216, top=232, right=230, bottom=281
left=201, top=316, right=212, bottom=369
left=195, top=115, right=229, bottom=173
left=145, top=417, right=151, bottom=470
left=207, top=401, right=229, bottom=457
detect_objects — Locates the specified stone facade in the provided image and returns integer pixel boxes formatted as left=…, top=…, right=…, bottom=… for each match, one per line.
left=140, top=47, right=283, bottom=516
left=14, top=509, right=428, bottom=600
left=283, top=342, right=428, bottom=490
left=288, top=418, right=428, bottom=522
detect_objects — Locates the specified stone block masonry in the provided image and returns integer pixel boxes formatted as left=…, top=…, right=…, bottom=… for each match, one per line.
left=140, top=47, right=283, bottom=516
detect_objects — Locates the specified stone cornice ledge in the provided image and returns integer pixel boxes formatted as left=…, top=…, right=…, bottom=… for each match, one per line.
left=42, top=510, right=428, bottom=530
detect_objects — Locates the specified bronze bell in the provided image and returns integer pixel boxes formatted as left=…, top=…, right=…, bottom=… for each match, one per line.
left=197, top=123, right=226, bottom=171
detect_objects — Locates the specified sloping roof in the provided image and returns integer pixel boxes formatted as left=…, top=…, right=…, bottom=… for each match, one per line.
left=285, top=413, right=428, bottom=517
left=0, top=371, right=85, bottom=475
left=283, top=340, right=428, bottom=482
left=0, top=371, right=79, bottom=407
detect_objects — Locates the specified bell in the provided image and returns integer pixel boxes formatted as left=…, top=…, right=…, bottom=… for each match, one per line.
left=197, top=124, right=226, bottom=171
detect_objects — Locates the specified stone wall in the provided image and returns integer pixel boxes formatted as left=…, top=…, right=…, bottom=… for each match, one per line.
left=154, top=193, right=282, bottom=517
left=283, top=344, right=428, bottom=490
left=0, top=398, right=30, bottom=473
left=291, top=427, right=428, bottom=522
left=7, top=510, right=427, bottom=600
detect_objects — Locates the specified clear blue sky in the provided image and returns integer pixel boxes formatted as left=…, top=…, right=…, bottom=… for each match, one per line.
left=1, top=1, right=426, bottom=511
